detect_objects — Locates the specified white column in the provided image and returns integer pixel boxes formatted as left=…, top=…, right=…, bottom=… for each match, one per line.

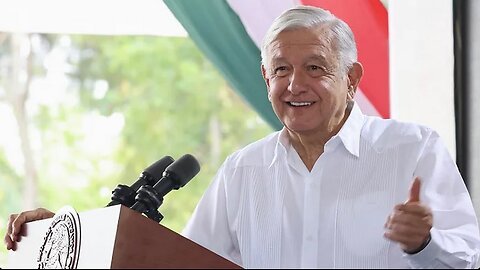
left=389, top=0, right=456, bottom=158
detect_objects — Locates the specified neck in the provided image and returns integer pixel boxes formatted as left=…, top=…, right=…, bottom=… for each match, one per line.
left=288, top=102, right=353, bottom=171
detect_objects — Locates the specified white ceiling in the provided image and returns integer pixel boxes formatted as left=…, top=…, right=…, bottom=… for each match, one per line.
left=0, top=0, right=187, bottom=36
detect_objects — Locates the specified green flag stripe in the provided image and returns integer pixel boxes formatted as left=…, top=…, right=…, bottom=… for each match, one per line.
left=163, top=0, right=282, bottom=130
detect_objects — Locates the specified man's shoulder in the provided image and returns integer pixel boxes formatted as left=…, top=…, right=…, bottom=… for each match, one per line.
left=362, top=115, right=436, bottom=148
left=224, top=131, right=280, bottom=168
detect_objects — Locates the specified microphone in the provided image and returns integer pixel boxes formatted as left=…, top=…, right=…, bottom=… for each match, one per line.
left=131, top=154, right=200, bottom=222
left=106, top=156, right=175, bottom=207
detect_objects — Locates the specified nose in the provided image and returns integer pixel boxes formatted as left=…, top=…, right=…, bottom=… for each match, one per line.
left=287, top=69, right=308, bottom=95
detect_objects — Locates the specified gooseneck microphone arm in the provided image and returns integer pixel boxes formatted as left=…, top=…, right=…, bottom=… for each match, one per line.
left=106, top=156, right=175, bottom=207
left=131, top=154, right=200, bottom=222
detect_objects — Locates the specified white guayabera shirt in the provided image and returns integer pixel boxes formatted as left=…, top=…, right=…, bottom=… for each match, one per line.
left=182, top=102, right=480, bottom=269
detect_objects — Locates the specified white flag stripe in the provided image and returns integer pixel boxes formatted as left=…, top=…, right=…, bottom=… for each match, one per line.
left=226, top=0, right=298, bottom=48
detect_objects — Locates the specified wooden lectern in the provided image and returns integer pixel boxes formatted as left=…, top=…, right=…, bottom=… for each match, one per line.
left=7, top=205, right=241, bottom=269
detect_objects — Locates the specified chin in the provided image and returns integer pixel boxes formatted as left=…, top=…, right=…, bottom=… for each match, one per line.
left=285, top=123, right=316, bottom=133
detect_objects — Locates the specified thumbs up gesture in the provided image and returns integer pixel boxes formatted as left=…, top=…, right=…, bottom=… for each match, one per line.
left=407, top=177, right=421, bottom=203
left=384, top=177, right=433, bottom=253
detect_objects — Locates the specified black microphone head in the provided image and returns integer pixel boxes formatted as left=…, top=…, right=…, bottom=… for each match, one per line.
left=108, top=156, right=175, bottom=208
left=129, top=156, right=175, bottom=192
left=164, top=154, right=200, bottom=188
left=144, top=156, right=175, bottom=178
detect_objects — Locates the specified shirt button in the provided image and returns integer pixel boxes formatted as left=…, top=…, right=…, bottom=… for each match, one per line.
left=306, top=235, right=314, bottom=241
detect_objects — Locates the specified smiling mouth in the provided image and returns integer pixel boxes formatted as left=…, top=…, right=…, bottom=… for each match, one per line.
left=287, top=101, right=314, bottom=107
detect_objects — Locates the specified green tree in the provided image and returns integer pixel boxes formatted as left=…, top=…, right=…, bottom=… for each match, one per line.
left=65, top=35, right=273, bottom=229
left=0, top=34, right=272, bottom=266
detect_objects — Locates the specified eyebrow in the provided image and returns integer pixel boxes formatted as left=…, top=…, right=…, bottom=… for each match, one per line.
left=270, top=53, right=329, bottom=63
left=305, top=55, right=329, bottom=63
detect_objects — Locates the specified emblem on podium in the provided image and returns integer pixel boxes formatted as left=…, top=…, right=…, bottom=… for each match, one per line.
left=37, top=206, right=81, bottom=269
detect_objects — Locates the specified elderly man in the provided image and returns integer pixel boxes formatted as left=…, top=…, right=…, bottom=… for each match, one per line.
left=181, top=5, right=480, bottom=269
left=5, top=5, right=480, bottom=269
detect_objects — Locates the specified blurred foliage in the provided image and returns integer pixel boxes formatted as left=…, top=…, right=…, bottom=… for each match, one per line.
left=0, top=34, right=272, bottom=266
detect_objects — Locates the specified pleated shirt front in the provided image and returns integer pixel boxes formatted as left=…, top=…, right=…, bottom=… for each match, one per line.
left=182, top=103, right=480, bottom=269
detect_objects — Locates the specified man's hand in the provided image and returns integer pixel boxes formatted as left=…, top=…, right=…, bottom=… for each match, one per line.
left=4, top=208, right=55, bottom=251
left=384, top=177, right=433, bottom=253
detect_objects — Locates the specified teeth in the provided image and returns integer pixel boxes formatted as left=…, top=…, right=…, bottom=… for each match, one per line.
left=289, top=101, right=312, bottom=106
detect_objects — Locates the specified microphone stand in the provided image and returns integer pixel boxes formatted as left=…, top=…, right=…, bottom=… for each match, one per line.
left=132, top=185, right=165, bottom=222
left=107, top=184, right=137, bottom=207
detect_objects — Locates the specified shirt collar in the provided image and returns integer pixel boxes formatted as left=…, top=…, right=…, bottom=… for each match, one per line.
left=269, top=128, right=289, bottom=169
left=336, top=101, right=365, bottom=158
left=269, top=101, right=365, bottom=168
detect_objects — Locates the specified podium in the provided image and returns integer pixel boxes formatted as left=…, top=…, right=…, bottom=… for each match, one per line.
left=7, top=205, right=241, bottom=268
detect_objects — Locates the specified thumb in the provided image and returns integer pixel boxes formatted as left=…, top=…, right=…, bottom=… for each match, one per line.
left=406, top=177, right=421, bottom=203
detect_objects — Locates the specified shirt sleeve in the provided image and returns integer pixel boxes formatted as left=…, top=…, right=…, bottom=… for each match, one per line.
left=405, top=130, right=480, bottom=269
left=181, top=159, right=242, bottom=266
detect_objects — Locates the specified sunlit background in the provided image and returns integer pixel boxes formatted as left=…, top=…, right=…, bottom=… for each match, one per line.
left=2, top=0, right=480, bottom=267
left=0, top=1, right=275, bottom=265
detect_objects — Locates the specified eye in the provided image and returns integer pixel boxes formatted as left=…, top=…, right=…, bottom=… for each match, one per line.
left=273, top=66, right=289, bottom=77
left=308, top=65, right=322, bottom=71
left=307, top=65, right=326, bottom=76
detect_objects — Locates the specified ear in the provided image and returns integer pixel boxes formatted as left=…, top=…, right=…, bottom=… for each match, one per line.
left=347, top=62, right=364, bottom=94
left=261, top=64, right=270, bottom=87
left=261, top=64, right=272, bottom=101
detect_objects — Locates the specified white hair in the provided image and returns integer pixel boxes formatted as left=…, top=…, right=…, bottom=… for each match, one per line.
left=261, top=5, right=358, bottom=73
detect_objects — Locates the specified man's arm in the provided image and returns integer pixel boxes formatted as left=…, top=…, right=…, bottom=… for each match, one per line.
left=389, top=130, right=480, bottom=268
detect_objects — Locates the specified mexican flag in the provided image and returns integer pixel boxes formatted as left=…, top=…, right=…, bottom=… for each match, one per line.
left=164, top=0, right=389, bottom=130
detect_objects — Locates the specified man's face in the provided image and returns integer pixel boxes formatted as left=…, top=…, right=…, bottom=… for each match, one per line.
left=262, top=27, right=351, bottom=136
